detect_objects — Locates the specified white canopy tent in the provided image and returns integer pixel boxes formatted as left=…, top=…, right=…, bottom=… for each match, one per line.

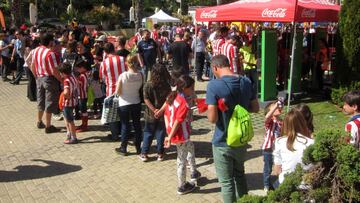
left=142, top=9, right=181, bottom=23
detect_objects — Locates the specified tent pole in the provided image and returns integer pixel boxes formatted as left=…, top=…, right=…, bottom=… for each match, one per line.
left=287, top=22, right=297, bottom=112
left=193, top=20, right=198, bottom=79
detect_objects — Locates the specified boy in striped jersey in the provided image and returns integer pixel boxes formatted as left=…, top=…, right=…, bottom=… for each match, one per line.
left=262, top=100, right=283, bottom=192
left=343, top=90, right=360, bottom=149
left=59, top=63, right=79, bottom=144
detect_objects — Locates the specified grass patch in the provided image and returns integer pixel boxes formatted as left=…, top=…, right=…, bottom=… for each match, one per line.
left=306, top=101, right=349, bottom=132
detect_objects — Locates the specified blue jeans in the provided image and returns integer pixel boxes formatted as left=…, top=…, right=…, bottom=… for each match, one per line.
left=119, top=103, right=142, bottom=152
left=141, top=120, right=166, bottom=154
left=109, top=121, right=121, bottom=139
left=263, top=150, right=273, bottom=189
left=213, top=145, right=248, bottom=203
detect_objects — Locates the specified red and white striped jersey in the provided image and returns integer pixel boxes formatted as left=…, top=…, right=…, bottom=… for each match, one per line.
left=135, top=32, right=142, bottom=44
left=212, top=38, right=225, bottom=56
left=99, top=55, right=127, bottom=96
left=164, top=94, right=191, bottom=144
left=32, top=46, right=60, bottom=77
left=345, top=116, right=360, bottom=149
left=262, top=118, right=282, bottom=150
left=63, top=74, right=79, bottom=107
left=220, top=42, right=240, bottom=73
left=78, top=73, right=88, bottom=99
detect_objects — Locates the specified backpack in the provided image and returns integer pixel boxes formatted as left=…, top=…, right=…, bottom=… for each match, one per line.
left=222, top=78, right=254, bottom=147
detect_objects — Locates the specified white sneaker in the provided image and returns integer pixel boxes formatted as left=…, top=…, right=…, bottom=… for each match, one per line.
left=264, top=187, right=269, bottom=194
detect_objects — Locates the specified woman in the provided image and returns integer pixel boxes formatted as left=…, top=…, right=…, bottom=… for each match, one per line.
left=114, top=55, right=144, bottom=156
left=273, top=109, right=314, bottom=186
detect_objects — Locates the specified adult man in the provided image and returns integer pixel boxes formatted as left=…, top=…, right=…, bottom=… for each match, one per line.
left=192, top=29, right=207, bottom=82
left=206, top=55, right=259, bottom=203
left=137, top=29, right=160, bottom=81
left=100, top=43, right=127, bottom=141
left=31, top=33, right=62, bottom=133
left=220, top=35, right=241, bottom=74
left=240, top=37, right=258, bottom=93
left=10, top=30, right=26, bottom=85
left=168, top=33, right=192, bottom=75
left=0, top=32, right=11, bottom=81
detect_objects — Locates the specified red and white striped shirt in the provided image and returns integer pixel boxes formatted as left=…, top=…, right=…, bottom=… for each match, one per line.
left=32, top=46, right=60, bottom=77
left=78, top=73, right=88, bottom=99
left=164, top=94, right=191, bottom=144
left=212, top=38, right=225, bottom=56
left=99, top=55, right=127, bottom=96
left=262, top=118, right=282, bottom=150
left=135, top=32, right=142, bottom=44
left=63, top=74, right=79, bottom=107
left=345, top=115, right=360, bottom=149
left=221, top=42, right=240, bottom=74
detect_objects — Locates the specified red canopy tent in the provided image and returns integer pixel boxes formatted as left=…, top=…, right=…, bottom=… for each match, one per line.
left=195, top=0, right=340, bottom=23
left=195, top=0, right=340, bottom=109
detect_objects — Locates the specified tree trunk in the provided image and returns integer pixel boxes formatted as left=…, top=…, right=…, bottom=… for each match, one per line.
left=134, top=0, right=143, bottom=31
left=180, top=0, right=188, bottom=15
left=217, top=0, right=223, bottom=5
left=10, top=0, right=22, bottom=27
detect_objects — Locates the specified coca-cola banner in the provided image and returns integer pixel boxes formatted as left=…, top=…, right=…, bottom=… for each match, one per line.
left=195, top=0, right=340, bottom=23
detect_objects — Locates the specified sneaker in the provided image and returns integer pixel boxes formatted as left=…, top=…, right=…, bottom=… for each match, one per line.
left=157, top=154, right=164, bottom=161
left=106, top=134, right=120, bottom=141
left=37, top=121, right=46, bottom=129
left=264, top=187, right=269, bottom=194
left=52, top=113, right=63, bottom=121
left=115, top=147, right=127, bottom=156
left=190, top=170, right=201, bottom=182
left=139, top=154, right=149, bottom=162
left=45, top=125, right=61, bottom=134
left=64, top=139, right=78, bottom=144
left=177, top=182, right=196, bottom=195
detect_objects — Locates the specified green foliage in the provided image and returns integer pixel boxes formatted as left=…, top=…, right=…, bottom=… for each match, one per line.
left=331, top=81, right=360, bottom=106
left=339, top=0, right=360, bottom=71
left=85, top=4, right=124, bottom=25
left=289, top=191, right=302, bottom=203
left=309, top=188, right=330, bottom=202
left=336, top=145, right=360, bottom=186
left=237, top=195, right=265, bottom=203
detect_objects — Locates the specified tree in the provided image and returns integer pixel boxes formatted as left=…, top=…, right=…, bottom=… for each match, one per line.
left=339, top=0, right=360, bottom=76
left=134, top=0, right=143, bottom=31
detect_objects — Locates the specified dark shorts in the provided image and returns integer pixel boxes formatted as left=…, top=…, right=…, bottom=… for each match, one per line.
left=63, top=107, right=74, bottom=122
left=36, top=76, right=60, bottom=113
left=79, top=98, right=88, bottom=113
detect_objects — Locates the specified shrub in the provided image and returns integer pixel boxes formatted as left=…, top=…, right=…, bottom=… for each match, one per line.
left=331, top=81, right=360, bottom=106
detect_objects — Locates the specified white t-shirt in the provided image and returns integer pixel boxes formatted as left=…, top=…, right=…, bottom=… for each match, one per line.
left=117, top=71, right=143, bottom=107
left=273, top=134, right=314, bottom=183
left=0, top=40, right=9, bottom=57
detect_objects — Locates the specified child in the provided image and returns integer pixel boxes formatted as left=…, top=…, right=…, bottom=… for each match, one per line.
left=58, top=63, right=79, bottom=144
left=294, top=104, right=314, bottom=135
left=342, top=90, right=360, bottom=149
left=262, top=99, right=283, bottom=192
left=90, top=69, right=105, bottom=119
left=273, top=109, right=314, bottom=186
left=74, top=57, right=90, bottom=132
left=139, top=64, right=171, bottom=162
left=164, top=75, right=201, bottom=195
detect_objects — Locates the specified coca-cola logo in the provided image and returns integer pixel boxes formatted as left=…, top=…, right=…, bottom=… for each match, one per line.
left=261, top=8, right=287, bottom=18
left=200, top=10, right=218, bottom=19
left=301, top=9, right=316, bottom=18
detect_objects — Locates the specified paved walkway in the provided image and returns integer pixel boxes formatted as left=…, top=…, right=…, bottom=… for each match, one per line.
left=0, top=80, right=265, bottom=202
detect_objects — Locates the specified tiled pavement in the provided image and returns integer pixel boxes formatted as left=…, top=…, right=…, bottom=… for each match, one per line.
left=0, top=80, right=266, bottom=202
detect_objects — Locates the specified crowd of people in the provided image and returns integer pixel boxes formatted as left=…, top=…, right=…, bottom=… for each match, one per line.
left=0, top=20, right=359, bottom=203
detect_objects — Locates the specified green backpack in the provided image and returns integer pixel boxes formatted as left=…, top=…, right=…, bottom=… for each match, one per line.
left=222, top=78, right=254, bottom=147
left=227, top=104, right=254, bottom=147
